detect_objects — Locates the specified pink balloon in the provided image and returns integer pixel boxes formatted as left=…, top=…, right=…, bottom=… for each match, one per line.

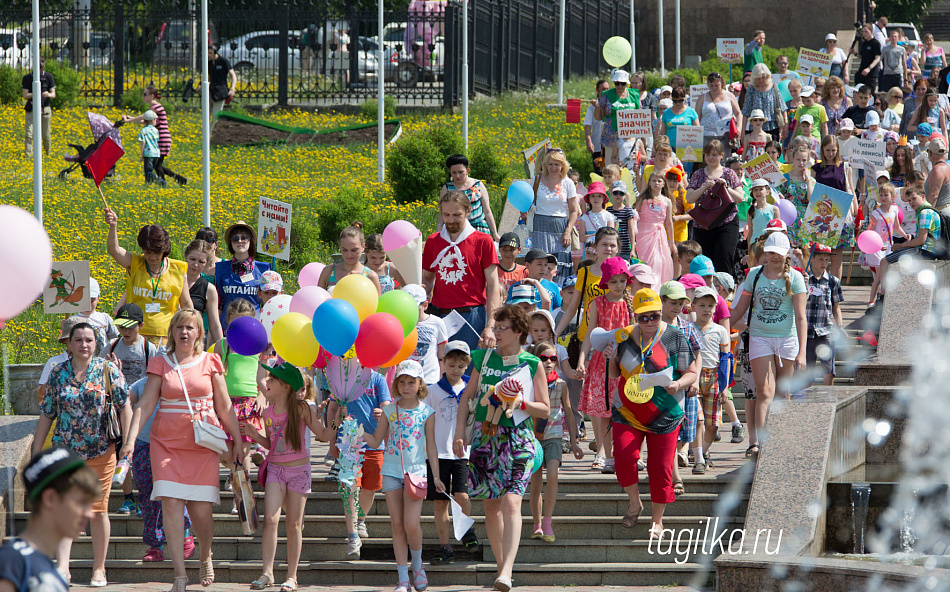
left=857, top=230, right=884, bottom=255
left=354, top=312, right=405, bottom=368
left=0, top=206, right=52, bottom=319
left=776, top=198, right=798, bottom=226
left=298, top=262, right=326, bottom=288
left=382, top=220, right=421, bottom=251
left=290, top=286, right=331, bottom=318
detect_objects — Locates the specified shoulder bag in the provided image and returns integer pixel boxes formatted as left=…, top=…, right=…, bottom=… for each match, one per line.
left=102, top=362, right=122, bottom=444
left=168, top=353, right=229, bottom=455
left=690, top=179, right=737, bottom=230
left=398, top=405, right=429, bottom=500
left=771, top=85, right=786, bottom=130
left=565, top=270, right=590, bottom=367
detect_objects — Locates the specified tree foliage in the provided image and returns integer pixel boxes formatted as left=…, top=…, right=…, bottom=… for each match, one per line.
left=874, top=0, right=936, bottom=26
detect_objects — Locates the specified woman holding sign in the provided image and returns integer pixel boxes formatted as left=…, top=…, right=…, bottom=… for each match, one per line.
left=695, top=72, right=742, bottom=158
left=658, top=88, right=700, bottom=156
left=595, top=69, right=640, bottom=167
left=453, top=305, right=550, bottom=592
left=607, top=288, right=697, bottom=539
left=685, top=141, right=745, bottom=275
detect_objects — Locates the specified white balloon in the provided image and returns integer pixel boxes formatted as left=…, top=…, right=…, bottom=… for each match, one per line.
left=0, top=206, right=52, bottom=319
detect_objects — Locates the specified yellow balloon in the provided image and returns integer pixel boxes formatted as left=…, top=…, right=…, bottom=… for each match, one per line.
left=271, top=312, right=310, bottom=363
left=602, top=36, right=632, bottom=68
left=332, top=274, right=379, bottom=321
left=284, top=324, right=322, bottom=368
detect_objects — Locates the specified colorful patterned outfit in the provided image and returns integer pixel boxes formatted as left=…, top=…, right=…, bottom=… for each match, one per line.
left=580, top=295, right=631, bottom=418
left=446, top=179, right=491, bottom=235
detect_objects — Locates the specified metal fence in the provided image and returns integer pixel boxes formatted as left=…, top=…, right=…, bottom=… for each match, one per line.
left=0, top=0, right=628, bottom=108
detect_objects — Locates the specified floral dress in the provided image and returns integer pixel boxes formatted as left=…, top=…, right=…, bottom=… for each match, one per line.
left=821, top=99, right=848, bottom=136
left=780, top=174, right=811, bottom=246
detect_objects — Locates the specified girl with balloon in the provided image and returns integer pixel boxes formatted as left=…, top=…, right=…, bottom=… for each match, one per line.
left=811, top=135, right=859, bottom=277
left=318, top=222, right=383, bottom=293
left=778, top=144, right=816, bottom=266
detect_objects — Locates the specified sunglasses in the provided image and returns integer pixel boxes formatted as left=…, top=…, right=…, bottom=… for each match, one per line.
left=636, top=313, right=661, bottom=323
left=537, top=354, right=558, bottom=362
left=615, top=82, right=627, bottom=86
left=612, top=191, right=626, bottom=196
left=673, top=99, right=685, bottom=103
left=546, top=148, right=564, bottom=154
left=231, top=234, right=251, bottom=242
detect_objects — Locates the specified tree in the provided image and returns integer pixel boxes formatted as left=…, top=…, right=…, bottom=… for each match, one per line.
left=874, top=0, right=936, bottom=26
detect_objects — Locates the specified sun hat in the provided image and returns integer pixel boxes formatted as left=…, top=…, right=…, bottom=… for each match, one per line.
left=826, top=33, right=838, bottom=42
left=114, top=303, right=145, bottom=328
left=749, top=108, right=766, bottom=121
left=585, top=181, right=608, bottom=200
left=764, top=232, right=791, bottom=256
left=712, top=272, right=736, bottom=294
left=927, top=137, right=948, bottom=154
left=800, top=86, right=816, bottom=98
left=838, top=118, right=855, bottom=131
left=498, top=232, right=520, bottom=249
left=689, top=255, right=716, bottom=277
left=262, top=361, right=304, bottom=392
left=632, top=288, right=662, bottom=314
left=875, top=170, right=890, bottom=180
left=395, top=360, right=425, bottom=380
left=659, top=85, right=673, bottom=94
left=883, top=131, right=899, bottom=144
left=89, top=277, right=101, bottom=299
left=865, top=110, right=880, bottom=126
left=691, top=286, right=719, bottom=302
left=799, top=114, right=815, bottom=125
left=58, top=317, right=85, bottom=342
left=143, top=110, right=158, bottom=121
left=765, top=218, right=788, bottom=232
left=612, top=70, right=630, bottom=84
left=403, top=283, right=428, bottom=305
left=598, top=257, right=634, bottom=289
left=610, top=180, right=627, bottom=194
left=258, top=270, right=283, bottom=292
left=628, top=263, right=658, bottom=286
left=224, top=221, right=257, bottom=256
left=750, top=178, right=771, bottom=189
left=23, top=448, right=87, bottom=501
left=508, top=284, right=536, bottom=304
left=658, top=98, right=673, bottom=109
left=677, top=273, right=707, bottom=290
left=445, top=340, right=471, bottom=357
left=529, top=309, right=557, bottom=336
left=659, top=280, right=688, bottom=300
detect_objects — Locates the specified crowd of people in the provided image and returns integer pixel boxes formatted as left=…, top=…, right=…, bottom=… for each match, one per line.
left=6, top=18, right=950, bottom=592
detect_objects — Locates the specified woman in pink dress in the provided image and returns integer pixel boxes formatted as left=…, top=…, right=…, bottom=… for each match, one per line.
left=121, top=309, right=241, bottom=592
left=634, top=173, right=677, bottom=289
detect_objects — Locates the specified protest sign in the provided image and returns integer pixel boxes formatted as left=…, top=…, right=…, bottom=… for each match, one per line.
left=850, top=139, right=886, bottom=171
left=44, top=260, right=90, bottom=314
left=690, top=84, right=708, bottom=106
left=675, top=125, right=704, bottom=162
left=797, top=48, right=832, bottom=78
left=742, top=154, right=785, bottom=185
left=616, top=109, right=653, bottom=139
left=717, top=38, right=743, bottom=63
left=523, top=138, right=553, bottom=178
left=258, top=197, right=292, bottom=261
left=799, top=183, right=853, bottom=247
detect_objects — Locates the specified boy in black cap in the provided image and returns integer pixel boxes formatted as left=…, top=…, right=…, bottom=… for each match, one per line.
left=108, top=303, right=160, bottom=386
left=497, top=232, right=527, bottom=291
left=0, top=448, right=100, bottom=590
left=506, top=248, right=563, bottom=312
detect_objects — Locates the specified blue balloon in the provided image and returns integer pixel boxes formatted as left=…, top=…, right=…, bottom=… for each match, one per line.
left=226, top=316, right=269, bottom=356
left=507, top=180, right=535, bottom=213
left=312, top=299, right=360, bottom=356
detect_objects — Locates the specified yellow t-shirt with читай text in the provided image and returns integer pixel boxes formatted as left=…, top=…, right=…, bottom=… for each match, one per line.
left=126, top=253, right=187, bottom=338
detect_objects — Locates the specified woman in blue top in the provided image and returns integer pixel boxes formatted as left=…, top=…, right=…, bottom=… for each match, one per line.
left=214, top=221, right=271, bottom=332
left=729, top=232, right=806, bottom=460
left=658, top=87, right=699, bottom=152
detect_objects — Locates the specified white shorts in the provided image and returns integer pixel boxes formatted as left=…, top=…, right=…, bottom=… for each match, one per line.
left=749, top=335, right=799, bottom=362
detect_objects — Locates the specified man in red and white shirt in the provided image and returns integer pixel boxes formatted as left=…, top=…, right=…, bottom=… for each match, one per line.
left=422, top=191, right=501, bottom=350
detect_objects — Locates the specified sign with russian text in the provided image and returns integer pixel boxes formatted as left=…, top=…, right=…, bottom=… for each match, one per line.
left=675, top=125, right=704, bottom=162
left=717, top=38, right=743, bottom=64
left=850, top=139, right=886, bottom=172
left=741, top=154, right=785, bottom=185
left=797, top=48, right=832, bottom=78
left=690, top=84, right=709, bottom=107
left=616, top=109, right=653, bottom=139
left=258, top=197, right=292, bottom=261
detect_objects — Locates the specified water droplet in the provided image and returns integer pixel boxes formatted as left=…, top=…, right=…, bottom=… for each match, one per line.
left=918, top=269, right=936, bottom=287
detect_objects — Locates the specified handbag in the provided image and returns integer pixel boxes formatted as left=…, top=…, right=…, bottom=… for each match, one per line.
left=169, top=353, right=229, bottom=455
left=102, top=364, right=122, bottom=444
left=690, top=180, right=737, bottom=230
left=772, top=85, right=786, bottom=130
left=397, top=406, right=428, bottom=501
left=565, top=270, right=590, bottom=367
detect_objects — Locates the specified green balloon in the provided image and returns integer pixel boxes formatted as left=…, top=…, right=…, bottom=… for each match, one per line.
left=377, top=289, right=419, bottom=337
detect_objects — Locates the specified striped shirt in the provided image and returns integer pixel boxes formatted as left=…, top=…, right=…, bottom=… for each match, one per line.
left=152, top=102, right=172, bottom=156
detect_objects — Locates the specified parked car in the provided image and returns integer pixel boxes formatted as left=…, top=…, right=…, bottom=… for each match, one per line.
left=889, top=22, right=921, bottom=44
left=152, top=19, right=218, bottom=68
left=0, top=29, right=31, bottom=68
left=220, top=30, right=299, bottom=72
left=56, top=33, right=114, bottom=67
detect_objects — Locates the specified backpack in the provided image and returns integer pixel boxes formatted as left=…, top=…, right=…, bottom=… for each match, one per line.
left=917, top=204, right=950, bottom=259
left=108, top=337, right=151, bottom=369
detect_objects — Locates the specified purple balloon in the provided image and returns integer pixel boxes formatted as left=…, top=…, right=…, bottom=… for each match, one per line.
left=776, top=198, right=798, bottom=226
left=226, top=316, right=269, bottom=356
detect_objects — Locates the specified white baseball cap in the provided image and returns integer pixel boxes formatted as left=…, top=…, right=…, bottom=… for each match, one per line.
left=402, top=284, right=428, bottom=305
left=800, top=114, right=815, bottom=125
left=395, top=360, right=425, bottom=380
left=89, top=277, right=101, bottom=298
left=659, top=85, right=673, bottom=94
left=764, top=232, right=791, bottom=256
left=800, top=86, right=816, bottom=98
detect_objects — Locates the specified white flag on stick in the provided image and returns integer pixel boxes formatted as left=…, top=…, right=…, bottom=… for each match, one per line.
left=443, top=309, right=477, bottom=337
left=448, top=493, right=476, bottom=541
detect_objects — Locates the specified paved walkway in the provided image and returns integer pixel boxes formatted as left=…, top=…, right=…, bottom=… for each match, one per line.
left=68, top=585, right=697, bottom=592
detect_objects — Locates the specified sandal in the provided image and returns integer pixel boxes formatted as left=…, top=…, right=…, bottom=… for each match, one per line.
left=591, top=454, right=606, bottom=470
left=279, top=577, right=298, bottom=592
left=250, top=574, right=274, bottom=590
left=673, top=480, right=685, bottom=496
left=170, top=576, right=188, bottom=592
left=620, top=506, right=642, bottom=528
left=649, top=523, right=664, bottom=541
left=199, top=558, right=215, bottom=587
left=745, top=444, right=760, bottom=460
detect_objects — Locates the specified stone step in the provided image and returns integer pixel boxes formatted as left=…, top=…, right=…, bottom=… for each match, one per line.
left=42, top=512, right=743, bottom=542
left=60, top=559, right=709, bottom=587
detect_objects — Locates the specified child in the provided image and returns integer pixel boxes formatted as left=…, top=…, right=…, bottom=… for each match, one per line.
left=257, top=270, right=283, bottom=308
left=689, top=287, right=731, bottom=473
left=363, top=360, right=441, bottom=592
left=882, top=185, right=942, bottom=278
left=137, top=110, right=164, bottom=185
left=742, top=109, right=769, bottom=161
left=711, top=272, right=745, bottom=443
left=866, top=183, right=907, bottom=306
left=655, top=98, right=672, bottom=136
left=318, top=221, right=383, bottom=292
left=688, top=256, right=732, bottom=335
left=508, top=249, right=562, bottom=312
left=577, top=256, right=634, bottom=473
left=527, top=341, right=583, bottom=542
left=666, top=168, right=692, bottom=277
left=676, top=240, right=702, bottom=276
left=607, top=179, right=638, bottom=260
left=836, top=118, right=857, bottom=159
left=403, top=284, right=448, bottom=385
left=765, top=140, right=784, bottom=169
left=746, top=179, right=780, bottom=245
left=425, top=342, right=478, bottom=565
left=634, top=173, right=677, bottom=288
left=213, top=300, right=267, bottom=476
left=183, top=239, right=224, bottom=345
left=794, top=86, right=828, bottom=139
left=796, top=115, right=821, bottom=159
left=805, top=244, right=844, bottom=385
left=496, top=232, right=528, bottom=291
left=67, top=278, right=118, bottom=358
left=896, top=171, right=924, bottom=238
left=842, top=85, right=875, bottom=132
left=244, top=363, right=335, bottom=592
left=780, top=145, right=815, bottom=266
left=577, top=181, right=617, bottom=247
left=862, top=110, right=885, bottom=142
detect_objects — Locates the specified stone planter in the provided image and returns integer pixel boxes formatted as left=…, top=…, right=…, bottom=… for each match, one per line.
left=5, top=364, right=43, bottom=415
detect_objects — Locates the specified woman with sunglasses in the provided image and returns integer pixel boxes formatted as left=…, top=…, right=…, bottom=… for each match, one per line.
left=823, top=34, right=849, bottom=82
left=453, top=305, right=550, bottom=592
left=214, top=221, right=272, bottom=332
left=695, top=72, right=742, bottom=158
left=595, top=69, right=641, bottom=167
left=104, top=209, right=194, bottom=346
left=608, top=288, right=697, bottom=539
left=658, top=88, right=700, bottom=169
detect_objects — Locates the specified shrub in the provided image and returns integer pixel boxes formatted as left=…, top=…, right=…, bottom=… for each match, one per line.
left=44, top=60, right=79, bottom=109
left=313, top=185, right=395, bottom=244
left=0, top=65, right=20, bottom=105
left=360, top=95, right=396, bottom=120
left=644, top=67, right=701, bottom=91
left=387, top=124, right=464, bottom=204
left=121, top=86, right=148, bottom=113
left=468, top=139, right=510, bottom=186
left=565, top=144, right=593, bottom=184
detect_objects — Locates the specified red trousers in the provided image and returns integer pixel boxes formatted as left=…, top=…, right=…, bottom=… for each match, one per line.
left=612, top=421, right=680, bottom=504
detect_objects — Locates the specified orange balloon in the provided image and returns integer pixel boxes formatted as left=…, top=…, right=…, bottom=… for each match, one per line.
left=383, top=327, right=418, bottom=368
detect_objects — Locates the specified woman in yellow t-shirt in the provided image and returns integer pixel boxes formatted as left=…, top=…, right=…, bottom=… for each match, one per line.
left=105, top=208, right=193, bottom=345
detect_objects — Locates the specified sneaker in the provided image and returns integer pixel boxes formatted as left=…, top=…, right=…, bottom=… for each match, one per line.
left=117, top=498, right=137, bottom=515
left=430, top=547, right=454, bottom=565
left=578, top=423, right=587, bottom=441
left=531, top=524, right=544, bottom=540
left=731, top=423, right=745, bottom=443
left=142, top=547, right=165, bottom=562
left=324, top=452, right=335, bottom=467
left=714, top=432, right=722, bottom=442
left=692, top=462, right=706, bottom=475
left=346, top=536, right=362, bottom=560
left=461, top=527, right=479, bottom=551
left=183, top=535, right=196, bottom=559
left=231, top=502, right=239, bottom=515
left=356, top=521, right=369, bottom=539
left=601, top=458, right=615, bottom=474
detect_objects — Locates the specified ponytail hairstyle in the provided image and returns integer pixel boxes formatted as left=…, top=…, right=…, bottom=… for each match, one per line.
left=184, top=239, right=212, bottom=260
left=277, top=377, right=305, bottom=453
left=146, top=84, right=161, bottom=100
left=783, top=255, right=792, bottom=295
left=340, top=221, right=365, bottom=244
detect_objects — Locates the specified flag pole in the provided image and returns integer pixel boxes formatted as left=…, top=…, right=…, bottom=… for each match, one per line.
left=31, top=0, right=42, bottom=223
left=97, top=185, right=110, bottom=211
left=200, top=0, right=211, bottom=227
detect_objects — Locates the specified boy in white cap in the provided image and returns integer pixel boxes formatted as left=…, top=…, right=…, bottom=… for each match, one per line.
left=67, top=277, right=118, bottom=358
left=404, top=284, right=448, bottom=385
left=862, top=110, right=885, bottom=142
left=138, top=110, right=164, bottom=185
left=689, top=286, right=731, bottom=474
left=793, top=86, right=828, bottom=140
left=795, top=114, right=821, bottom=158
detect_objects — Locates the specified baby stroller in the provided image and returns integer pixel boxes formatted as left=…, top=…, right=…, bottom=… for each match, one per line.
left=58, top=112, right=125, bottom=181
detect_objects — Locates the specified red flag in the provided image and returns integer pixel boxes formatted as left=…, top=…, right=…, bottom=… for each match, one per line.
left=566, top=99, right=582, bottom=124
left=858, top=329, right=878, bottom=347
left=84, top=137, right=124, bottom=187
